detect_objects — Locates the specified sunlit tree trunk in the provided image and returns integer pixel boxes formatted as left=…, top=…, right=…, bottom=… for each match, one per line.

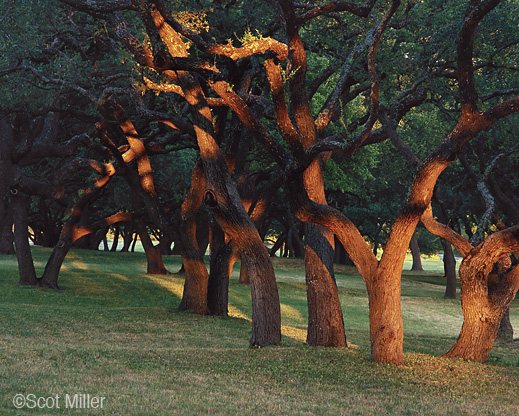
left=423, top=215, right=519, bottom=362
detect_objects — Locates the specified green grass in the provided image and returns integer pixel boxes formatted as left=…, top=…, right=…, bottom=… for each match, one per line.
left=0, top=248, right=518, bottom=415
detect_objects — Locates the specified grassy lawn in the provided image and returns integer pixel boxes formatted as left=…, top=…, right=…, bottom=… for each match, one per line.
left=0, top=247, right=518, bottom=415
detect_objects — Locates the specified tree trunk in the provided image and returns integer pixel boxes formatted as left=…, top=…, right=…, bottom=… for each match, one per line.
left=40, top=237, right=73, bottom=289
left=334, top=236, right=353, bottom=265
left=0, top=200, right=15, bottom=254
left=496, top=308, right=513, bottom=342
left=0, top=118, right=16, bottom=255
left=121, top=225, right=134, bottom=252
left=305, top=223, right=346, bottom=347
left=238, top=261, right=249, bottom=285
left=12, top=192, right=38, bottom=286
left=443, top=287, right=501, bottom=362
left=207, top=217, right=230, bottom=316
left=177, top=64, right=281, bottom=344
left=134, top=219, right=168, bottom=275
left=239, top=230, right=281, bottom=346
left=369, top=265, right=404, bottom=364
left=302, top=147, right=346, bottom=346
left=441, top=238, right=457, bottom=299
left=444, top=247, right=519, bottom=362
left=269, top=232, right=286, bottom=257
left=110, top=225, right=119, bottom=251
left=409, top=231, right=423, bottom=271
left=91, top=227, right=109, bottom=251
left=178, top=160, right=209, bottom=315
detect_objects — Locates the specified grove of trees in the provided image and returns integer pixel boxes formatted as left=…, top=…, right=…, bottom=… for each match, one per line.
left=1, top=0, right=518, bottom=365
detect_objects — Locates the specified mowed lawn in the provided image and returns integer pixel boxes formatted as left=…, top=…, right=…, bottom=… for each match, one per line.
left=0, top=247, right=518, bottom=415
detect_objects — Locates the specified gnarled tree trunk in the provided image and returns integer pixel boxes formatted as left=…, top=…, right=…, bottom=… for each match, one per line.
left=441, top=230, right=519, bottom=362
left=178, top=159, right=209, bottom=315
left=304, top=159, right=346, bottom=347
left=305, top=223, right=346, bottom=347
left=147, top=9, right=281, bottom=344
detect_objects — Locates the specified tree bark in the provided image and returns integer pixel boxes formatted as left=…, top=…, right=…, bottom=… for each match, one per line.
left=303, top=157, right=346, bottom=347
left=134, top=219, right=168, bottom=275
left=39, top=236, right=73, bottom=289
left=207, top=216, right=230, bottom=316
left=0, top=118, right=16, bottom=255
left=0, top=200, right=14, bottom=254
left=12, top=192, right=38, bottom=286
left=496, top=308, right=513, bottom=342
left=110, top=225, right=119, bottom=252
left=442, top=230, right=519, bottom=362
left=441, top=238, right=457, bottom=299
left=305, top=223, right=346, bottom=347
left=409, top=231, right=423, bottom=271
left=178, top=160, right=209, bottom=315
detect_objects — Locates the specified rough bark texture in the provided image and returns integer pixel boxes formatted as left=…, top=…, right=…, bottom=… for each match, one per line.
left=443, top=229, right=519, bottom=362
left=305, top=223, right=346, bottom=347
left=303, top=160, right=346, bottom=347
left=178, top=160, right=209, bottom=315
left=64, top=0, right=518, bottom=361
left=40, top=237, right=73, bottom=289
